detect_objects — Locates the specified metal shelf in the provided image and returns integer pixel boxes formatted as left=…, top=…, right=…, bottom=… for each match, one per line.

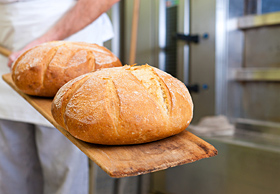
left=229, top=68, right=280, bottom=81
left=238, top=12, right=280, bottom=29
left=235, top=118, right=280, bottom=136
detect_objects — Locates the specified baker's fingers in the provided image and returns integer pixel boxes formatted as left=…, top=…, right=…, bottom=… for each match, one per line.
left=8, top=52, right=21, bottom=68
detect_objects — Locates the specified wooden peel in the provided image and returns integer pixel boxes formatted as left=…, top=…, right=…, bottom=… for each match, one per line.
left=2, top=73, right=217, bottom=178
left=0, top=45, right=12, bottom=57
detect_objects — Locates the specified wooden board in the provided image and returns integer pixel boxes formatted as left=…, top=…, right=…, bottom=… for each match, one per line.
left=2, top=73, right=217, bottom=178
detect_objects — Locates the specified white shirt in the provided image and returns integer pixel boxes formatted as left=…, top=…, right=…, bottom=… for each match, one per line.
left=0, top=0, right=114, bottom=126
left=0, top=0, right=38, bottom=3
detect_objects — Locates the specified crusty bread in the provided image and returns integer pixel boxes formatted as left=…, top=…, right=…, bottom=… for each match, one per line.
left=11, top=41, right=122, bottom=97
left=51, top=64, right=193, bottom=145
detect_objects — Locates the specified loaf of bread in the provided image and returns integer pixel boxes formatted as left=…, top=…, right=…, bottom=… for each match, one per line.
left=11, top=41, right=122, bottom=97
left=51, top=64, right=193, bottom=145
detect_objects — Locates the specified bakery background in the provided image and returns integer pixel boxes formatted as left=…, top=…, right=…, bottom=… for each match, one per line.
left=102, top=0, right=280, bottom=193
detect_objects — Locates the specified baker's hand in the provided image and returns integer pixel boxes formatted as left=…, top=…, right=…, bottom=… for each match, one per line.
left=7, top=40, right=45, bottom=68
left=8, top=50, right=23, bottom=68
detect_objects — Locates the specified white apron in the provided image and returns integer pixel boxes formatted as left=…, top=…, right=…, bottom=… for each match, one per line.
left=0, top=0, right=114, bottom=126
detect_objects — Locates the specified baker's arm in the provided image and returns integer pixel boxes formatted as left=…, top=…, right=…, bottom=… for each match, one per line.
left=8, top=0, right=120, bottom=67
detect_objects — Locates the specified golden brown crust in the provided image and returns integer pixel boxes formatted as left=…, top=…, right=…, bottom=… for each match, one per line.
left=51, top=64, right=193, bottom=145
left=11, top=41, right=122, bottom=97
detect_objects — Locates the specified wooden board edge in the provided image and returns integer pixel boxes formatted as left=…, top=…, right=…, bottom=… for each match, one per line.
left=109, top=131, right=218, bottom=178
left=109, top=151, right=217, bottom=178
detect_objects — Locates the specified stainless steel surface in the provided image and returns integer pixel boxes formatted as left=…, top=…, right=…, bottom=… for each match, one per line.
left=215, top=0, right=228, bottom=115
left=227, top=22, right=245, bottom=121
left=189, top=0, right=216, bottom=123
left=244, top=26, right=280, bottom=68
left=238, top=11, right=280, bottom=29
left=229, top=68, right=280, bottom=81
left=227, top=2, right=280, bottom=123
left=225, top=0, right=245, bottom=121
left=177, top=0, right=190, bottom=84
left=241, top=82, right=280, bottom=122
left=235, top=118, right=280, bottom=136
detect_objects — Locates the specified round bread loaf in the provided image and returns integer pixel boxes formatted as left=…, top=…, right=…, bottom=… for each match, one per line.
left=11, top=41, right=122, bottom=97
left=51, top=64, right=193, bottom=145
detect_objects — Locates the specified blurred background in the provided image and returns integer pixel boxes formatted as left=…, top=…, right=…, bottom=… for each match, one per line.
left=96, top=0, right=280, bottom=193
